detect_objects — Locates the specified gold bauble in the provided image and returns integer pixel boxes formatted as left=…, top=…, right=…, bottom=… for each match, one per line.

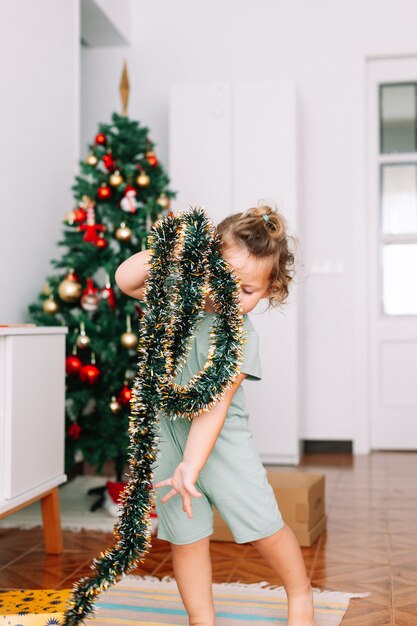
left=109, top=396, right=122, bottom=414
left=86, top=153, right=98, bottom=166
left=43, top=281, right=51, bottom=296
left=115, top=222, right=132, bottom=242
left=120, top=331, right=139, bottom=349
left=58, top=277, right=82, bottom=302
left=43, top=296, right=59, bottom=314
left=76, top=333, right=91, bottom=349
left=136, top=171, right=150, bottom=187
left=109, top=170, right=124, bottom=187
left=156, top=193, right=170, bottom=210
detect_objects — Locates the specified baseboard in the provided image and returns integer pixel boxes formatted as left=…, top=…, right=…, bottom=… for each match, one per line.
left=303, top=440, right=353, bottom=454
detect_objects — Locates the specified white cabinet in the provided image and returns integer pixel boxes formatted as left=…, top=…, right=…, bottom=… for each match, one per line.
left=0, top=327, right=67, bottom=553
left=169, top=81, right=300, bottom=464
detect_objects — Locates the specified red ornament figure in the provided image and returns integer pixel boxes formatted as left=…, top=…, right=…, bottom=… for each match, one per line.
left=101, top=274, right=116, bottom=309
left=102, top=152, right=115, bottom=171
left=97, top=184, right=112, bottom=201
left=117, top=382, right=132, bottom=405
left=68, top=422, right=82, bottom=440
left=120, top=185, right=138, bottom=214
left=78, top=199, right=105, bottom=244
left=79, top=353, right=100, bottom=385
left=95, top=133, right=107, bottom=145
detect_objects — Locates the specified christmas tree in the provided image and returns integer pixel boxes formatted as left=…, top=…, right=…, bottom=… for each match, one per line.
left=28, top=97, right=175, bottom=482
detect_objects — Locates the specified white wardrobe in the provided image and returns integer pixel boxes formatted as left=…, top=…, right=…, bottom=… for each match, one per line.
left=169, top=81, right=300, bottom=464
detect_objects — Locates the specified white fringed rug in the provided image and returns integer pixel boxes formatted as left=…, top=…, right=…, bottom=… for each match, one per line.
left=0, top=575, right=370, bottom=625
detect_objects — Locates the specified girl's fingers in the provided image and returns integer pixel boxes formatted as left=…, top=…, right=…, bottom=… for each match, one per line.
left=161, top=487, right=178, bottom=503
left=183, top=492, right=192, bottom=519
left=154, top=478, right=173, bottom=489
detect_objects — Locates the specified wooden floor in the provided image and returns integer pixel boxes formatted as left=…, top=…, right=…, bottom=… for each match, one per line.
left=1, top=452, right=416, bottom=625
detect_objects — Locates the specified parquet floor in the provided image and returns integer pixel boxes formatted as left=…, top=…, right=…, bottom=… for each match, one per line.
left=1, top=452, right=416, bottom=624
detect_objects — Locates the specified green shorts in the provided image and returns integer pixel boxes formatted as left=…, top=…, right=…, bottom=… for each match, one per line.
left=152, top=412, right=284, bottom=545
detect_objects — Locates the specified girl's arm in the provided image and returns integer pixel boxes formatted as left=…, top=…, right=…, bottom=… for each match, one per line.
left=114, top=249, right=152, bottom=300
left=155, top=372, right=247, bottom=518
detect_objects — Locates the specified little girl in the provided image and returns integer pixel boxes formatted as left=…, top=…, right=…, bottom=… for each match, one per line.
left=115, top=204, right=314, bottom=626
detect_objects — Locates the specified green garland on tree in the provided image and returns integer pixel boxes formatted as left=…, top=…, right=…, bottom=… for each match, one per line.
left=63, top=206, right=245, bottom=625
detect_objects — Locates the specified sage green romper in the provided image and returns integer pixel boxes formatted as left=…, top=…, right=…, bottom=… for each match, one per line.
left=153, top=312, right=284, bottom=544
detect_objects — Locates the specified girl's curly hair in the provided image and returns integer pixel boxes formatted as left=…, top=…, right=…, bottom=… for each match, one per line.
left=216, top=202, right=296, bottom=309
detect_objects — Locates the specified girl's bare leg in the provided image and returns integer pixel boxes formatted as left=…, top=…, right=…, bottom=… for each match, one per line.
left=251, top=524, right=314, bottom=625
left=170, top=536, right=216, bottom=626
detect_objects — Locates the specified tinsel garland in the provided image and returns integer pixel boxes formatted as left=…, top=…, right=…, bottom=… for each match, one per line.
left=62, top=206, right=246, bottom=625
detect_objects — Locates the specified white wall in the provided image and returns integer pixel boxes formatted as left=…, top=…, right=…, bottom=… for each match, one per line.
left=81, top=0, right=417, bottom=445
left=0, top=0, right=80, bottom=324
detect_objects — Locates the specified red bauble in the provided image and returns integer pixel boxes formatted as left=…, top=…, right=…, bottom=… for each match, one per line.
left=97, top=184, right=111, bottom=200
left=79, top=363, right=100, bottom=385
left=96, top=236, right=107, bottom=249
left=73, top=208, right=87, bottom=223
left=102, top=153, right=115, bottom=171
left=146, top=151, right=158, bottom=167
left=118, top=384, right=132, bottom=404
left=68, top=422, right=82, bottom=440
left=95, top=133, right=107, bottom=145
left=66, top=355, right=82, bottom=375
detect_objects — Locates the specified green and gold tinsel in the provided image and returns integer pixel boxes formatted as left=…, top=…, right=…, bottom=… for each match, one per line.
left=63, top=206, right=245, bottom=624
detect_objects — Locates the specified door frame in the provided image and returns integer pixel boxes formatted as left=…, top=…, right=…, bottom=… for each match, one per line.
left=353, top=54, right=417, bottom=454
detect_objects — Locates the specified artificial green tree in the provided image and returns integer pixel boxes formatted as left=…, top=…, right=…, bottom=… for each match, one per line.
left=28, top=112, right=175, bottom=481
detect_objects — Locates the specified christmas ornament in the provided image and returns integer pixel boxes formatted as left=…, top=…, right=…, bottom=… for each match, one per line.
left=43, top=295, right=60, bottom=314
left=78, top=198, right=105, bottom=244
left=81, top=278, right=99, bottom=312
left=73, top=208, right=87, bottom=223
left=120, top=185, right=138, bottom=214
left=109, top=396, right=121, bottom=414
left=86, top=153, right=98, bottom=166
left=97, top=184, right=112, bottom=201
left=63, top=207, right=244, bottom=625
left=120, top=315, right=138, bottom=349
left=96, top=235, right=107, bottom=249
left=68, top=422, right=82, bottom=440
left=76, top=321, right=91, bottom=349
left=95, top=133, right=107, bottom=145
left=79, top=353, right=100, bottom=385
left=109, top=170, right=123, bottom=187
left=146, top=151, right=158, bottom=167
left=136, top=170, right=150, bottom=187
left=115, top=222, right=132, bottom=242
left=43, top=281, right=51, bottom=296
left=66, top=346, right=82, bottom=376
left=117, top=381, right=132, bottom=405
left=156, top=193, right=170, bottom=210
left=58, top=270, right=82, bottom=302
left=64, top=210, right=76, bottom=225
left=102, top=152, right=115, bottom=171
left=101, top=275, right=116, bottom=309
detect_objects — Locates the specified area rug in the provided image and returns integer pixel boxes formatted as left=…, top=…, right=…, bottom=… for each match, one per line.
left=0, top=575, right=369, bottom=625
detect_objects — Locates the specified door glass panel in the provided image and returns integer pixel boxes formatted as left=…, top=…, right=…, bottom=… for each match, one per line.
left=380, top=84, right=417, bottom=154
left=382, top=244, right=417, bottom=314
left=381, top=164, right=417, bottom=234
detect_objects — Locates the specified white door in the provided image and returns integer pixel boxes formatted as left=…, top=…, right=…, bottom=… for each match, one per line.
left=368, top=58, right=417, bottom=449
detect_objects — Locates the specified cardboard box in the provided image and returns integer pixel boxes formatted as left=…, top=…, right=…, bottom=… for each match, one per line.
left=212, top=470, right=326, bottom=547
left=0, top=588, right=71, bottom=625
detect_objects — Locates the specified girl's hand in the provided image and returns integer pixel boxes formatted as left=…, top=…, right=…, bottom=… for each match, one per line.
left=154, top=461, right=203, bottom=519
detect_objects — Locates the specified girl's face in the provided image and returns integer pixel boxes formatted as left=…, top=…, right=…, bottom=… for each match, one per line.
left=205, top=243, right=271, bottom=314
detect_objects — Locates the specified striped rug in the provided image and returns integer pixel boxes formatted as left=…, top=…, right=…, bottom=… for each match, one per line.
left=0, top=576, right=369, bottom=625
